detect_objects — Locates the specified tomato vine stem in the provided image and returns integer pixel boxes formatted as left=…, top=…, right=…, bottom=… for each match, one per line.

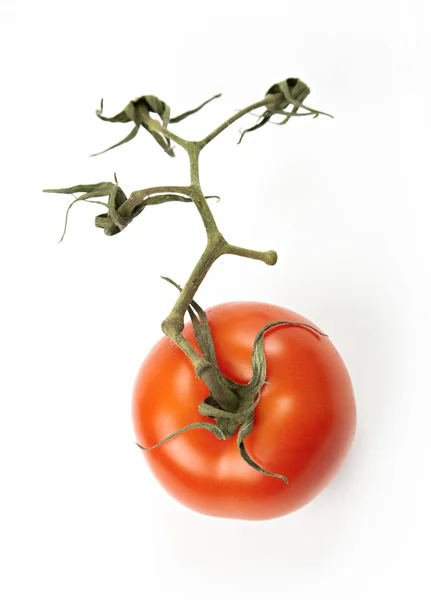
left=150, top=90, right=319, bottom=410
left=156, top=132, right=277, bottom=409
left=45, top=78, right=330, bottom=413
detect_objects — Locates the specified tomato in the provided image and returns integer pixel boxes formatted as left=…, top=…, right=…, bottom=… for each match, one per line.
left=132, top=302, right=356, bottom=520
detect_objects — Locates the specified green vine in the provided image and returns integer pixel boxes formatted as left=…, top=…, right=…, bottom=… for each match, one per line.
left=44, top=77, right=332, bottom=481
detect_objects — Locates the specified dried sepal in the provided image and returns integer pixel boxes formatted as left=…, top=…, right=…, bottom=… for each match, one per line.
left=44, top=182, right=196, bottom=239
left=43, top=181, right=127, bottom=238
left=91, top=92, right=222, bottom=157
left=238, top=77, right=333, bottom=143
left=169, top=93, right=221, bottom=123
left=92, top=95, right=174, bottom=157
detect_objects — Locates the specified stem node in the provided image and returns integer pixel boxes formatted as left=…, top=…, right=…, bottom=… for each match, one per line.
left=161, top=316, right=184, bottom=337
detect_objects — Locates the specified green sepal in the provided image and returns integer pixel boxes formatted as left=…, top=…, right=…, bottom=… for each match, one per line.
left=136, top=420, right=227, bottom=452
left=236, top=404, right=288, bottom=483
left=242, top=319, right=328, bottom=400
left=199, top=392, right=262, bottom=440
left=198, top=395, right=258, bottom=421
left=238, top=440, right=289, bottom=484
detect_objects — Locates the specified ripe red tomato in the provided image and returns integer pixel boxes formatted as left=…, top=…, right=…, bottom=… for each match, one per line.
left=132, top=302, right=356, bottom=520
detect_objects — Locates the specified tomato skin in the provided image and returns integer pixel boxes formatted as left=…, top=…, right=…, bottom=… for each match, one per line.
left=132, top=302, right=356, bottom=520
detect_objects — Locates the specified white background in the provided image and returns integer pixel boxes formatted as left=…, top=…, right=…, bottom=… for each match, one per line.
left=1, top=1, right=429, bottom=598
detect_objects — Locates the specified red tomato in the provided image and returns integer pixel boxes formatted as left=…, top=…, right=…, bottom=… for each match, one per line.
left=132, top=302, right=356, bottom=520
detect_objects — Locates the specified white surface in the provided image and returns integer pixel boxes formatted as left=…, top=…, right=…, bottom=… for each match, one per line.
left=0, top=1, right=429, bottom=598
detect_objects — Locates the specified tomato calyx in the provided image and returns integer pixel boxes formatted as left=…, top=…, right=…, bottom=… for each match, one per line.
left=137, top=279, right=328, bottom=484
left=197, top=386, right=289, bottom=483
left=238, top=78, right=334, bottom=144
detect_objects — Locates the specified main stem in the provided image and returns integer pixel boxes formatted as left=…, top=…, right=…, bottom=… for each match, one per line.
left=158, top=111, right=278, bottom=410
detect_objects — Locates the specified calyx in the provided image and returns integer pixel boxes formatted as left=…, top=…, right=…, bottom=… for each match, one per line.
left=136, top=278, right=328, bottom=484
